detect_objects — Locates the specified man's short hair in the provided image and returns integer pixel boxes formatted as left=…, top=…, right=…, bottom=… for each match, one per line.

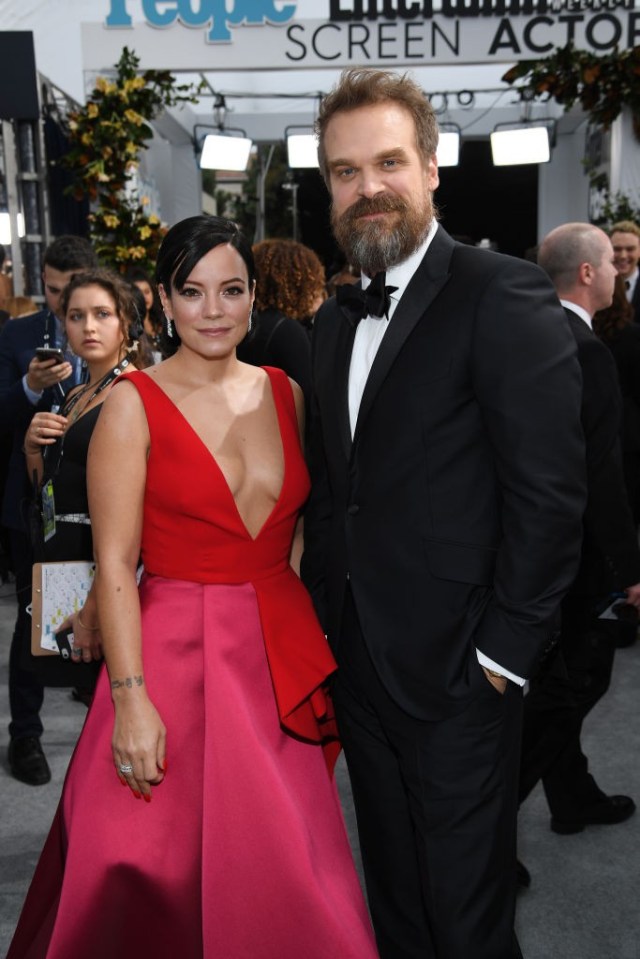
left=43, top=235, right=99, bottom=272
left=610, top=220, right=640, bottom=239
left=315, top=68, right=439, bottom=182
left=538, top=223, right=606, bottom=292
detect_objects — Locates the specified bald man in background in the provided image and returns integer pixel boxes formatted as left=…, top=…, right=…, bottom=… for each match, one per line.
left=519, top=224, right=639, bottom=872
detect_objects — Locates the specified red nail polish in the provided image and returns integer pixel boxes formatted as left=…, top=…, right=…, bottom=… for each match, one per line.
left=132, top=789, right=141, bottom=799
left=119, top=776, right=127, bottom=786
left=143, top=793, right=152, bottom=803
left=162, top=759, right=168, bottom=772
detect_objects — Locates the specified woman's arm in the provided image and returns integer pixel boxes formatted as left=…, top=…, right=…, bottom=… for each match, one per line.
left=87, top=380, right=165, bottom=801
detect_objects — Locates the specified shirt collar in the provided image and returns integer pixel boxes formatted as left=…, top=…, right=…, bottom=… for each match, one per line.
left=361, top=219, right=439, bottom=305
left=560, top=298, right=592, bottom=329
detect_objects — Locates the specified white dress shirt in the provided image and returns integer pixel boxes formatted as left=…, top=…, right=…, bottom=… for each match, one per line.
left=346, top=222, right=524, bottom=685
left=624, top=269, right=638, bottom=303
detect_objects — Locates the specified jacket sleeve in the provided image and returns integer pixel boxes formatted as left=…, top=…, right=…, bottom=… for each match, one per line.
left=300, top=304, right=334, bottom=631
left=469, top=258, right=587, bottom=677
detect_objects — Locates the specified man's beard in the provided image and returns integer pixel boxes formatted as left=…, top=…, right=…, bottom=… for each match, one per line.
left=331, top=191, right=433, bottom=276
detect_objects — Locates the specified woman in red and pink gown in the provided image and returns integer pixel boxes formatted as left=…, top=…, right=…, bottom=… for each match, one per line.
left=8, top=216, right=378, bottom=959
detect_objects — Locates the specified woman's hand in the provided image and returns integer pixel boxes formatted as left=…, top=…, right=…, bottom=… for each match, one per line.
left=112, top=692, right=167, bottom=802
left=24, top=411, right=68, bottom=454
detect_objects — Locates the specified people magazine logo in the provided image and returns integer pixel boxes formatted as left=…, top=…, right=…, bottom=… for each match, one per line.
left=105, top=0, right=299, bottom=43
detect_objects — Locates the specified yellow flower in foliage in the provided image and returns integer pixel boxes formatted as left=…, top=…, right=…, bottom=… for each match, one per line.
left=148, top=214, right=160, bottom=225
left=81, top=132, right=93, bottom=146
left=124, top=109, right=144, bottom=126
left=95, top=77, right=117, bottom=96
left=124, top=76, right=146, bottom=93
left=129, top=246, right=147, bottom=260
left=140, top=195, right=150, bottom=206
left=125, top=141, right=138, bottom=156
left=103, top=214, right=120, bottom=229
left=87, top=103, right=99, bottom=119
left=139, top=225, right=152, bottom=240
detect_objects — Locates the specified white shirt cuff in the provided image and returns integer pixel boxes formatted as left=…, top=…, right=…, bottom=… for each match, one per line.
left=476, top=649, right=525, bottom=686
left=22, top=374, right=43, bottom=405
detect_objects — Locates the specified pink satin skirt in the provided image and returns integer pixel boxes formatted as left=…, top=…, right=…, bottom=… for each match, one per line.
left=8, top=576, right=378, bottom=958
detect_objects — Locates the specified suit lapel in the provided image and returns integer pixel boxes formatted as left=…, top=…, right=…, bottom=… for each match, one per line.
left=352, top=226, right=455, bottom=447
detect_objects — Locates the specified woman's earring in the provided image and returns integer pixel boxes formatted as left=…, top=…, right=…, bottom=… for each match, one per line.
left=247, top=310, right=253, bottom=335
left=165, top=313, right=174, bottom=338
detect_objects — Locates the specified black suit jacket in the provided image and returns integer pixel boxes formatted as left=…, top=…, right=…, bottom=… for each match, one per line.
left=632, top=277, right=640, bottom=326
left=0, top=310, right=72, bottom=532
left=563, top=308, right=640, bottom=598
left=302, top=226, right=587, bottom=720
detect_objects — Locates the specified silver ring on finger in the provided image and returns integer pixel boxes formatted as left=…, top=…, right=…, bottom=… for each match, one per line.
left=119, top=763, right=133, bottom=774
left=72, top=647, right=82, bottom=655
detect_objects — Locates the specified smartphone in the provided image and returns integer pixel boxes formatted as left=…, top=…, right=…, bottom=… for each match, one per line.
left=54, top=627, right=74, bottom=659
left=35, top=346, right=65, bottom=364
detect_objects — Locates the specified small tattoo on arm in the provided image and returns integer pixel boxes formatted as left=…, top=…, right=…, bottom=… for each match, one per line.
left=111, top=675, right=144, bottom=690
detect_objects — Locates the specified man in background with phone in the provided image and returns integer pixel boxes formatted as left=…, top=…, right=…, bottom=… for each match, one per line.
left=0, top=235, right=98, bottom=785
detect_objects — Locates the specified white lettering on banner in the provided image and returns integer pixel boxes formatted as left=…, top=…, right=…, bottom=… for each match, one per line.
left=105, top=0, right=298, bottom=43
left=86, top=11, right=640, bottom=70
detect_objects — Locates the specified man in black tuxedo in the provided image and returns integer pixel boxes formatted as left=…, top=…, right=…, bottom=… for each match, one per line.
left=301, top=69, right=586, bottom=959
left=610, top=220, right=640, bottom=324
left=519, top=223, right=639, bottom=848
left=0, top=235, right=98, bottom=785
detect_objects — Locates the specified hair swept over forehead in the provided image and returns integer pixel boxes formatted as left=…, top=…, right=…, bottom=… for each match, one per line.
left=315, top=68, right=439, bottom=181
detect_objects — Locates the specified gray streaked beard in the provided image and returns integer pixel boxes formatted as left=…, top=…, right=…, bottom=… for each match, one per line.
left=331, top=192, right=432, bottom=276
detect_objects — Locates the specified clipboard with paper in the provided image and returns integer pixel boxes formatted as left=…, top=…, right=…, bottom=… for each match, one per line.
left=30, top=561, right=96, bottom=656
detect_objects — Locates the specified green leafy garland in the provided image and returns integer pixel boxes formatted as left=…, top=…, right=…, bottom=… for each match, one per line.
left=503, top=44, right=640, bottom=225
left=62, top=47, right=201, bottom=273
left=502, top=43, right=640, bottom=138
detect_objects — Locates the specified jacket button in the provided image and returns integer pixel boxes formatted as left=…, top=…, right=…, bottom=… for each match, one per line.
left=347, top=504, right=359, bottom=515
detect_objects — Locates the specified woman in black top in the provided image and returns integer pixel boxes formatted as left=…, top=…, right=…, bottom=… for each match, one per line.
left=23, top=269, right=141, bottom=687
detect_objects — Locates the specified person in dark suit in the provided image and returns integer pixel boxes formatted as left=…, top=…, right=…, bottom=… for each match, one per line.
left=0, top=235, right=98, bottom=785
left=301, top=68, right=586, bottom=959
left=610, top=220, right=640, bottom=324
left=519, top=224, right=639, bottom=855
left=593, top=275, right=640, bottom=528
left=236, top=238, right=323, bottom=404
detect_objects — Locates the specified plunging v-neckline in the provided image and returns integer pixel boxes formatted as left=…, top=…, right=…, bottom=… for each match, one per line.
left=141, top=369, right=287, bottom=542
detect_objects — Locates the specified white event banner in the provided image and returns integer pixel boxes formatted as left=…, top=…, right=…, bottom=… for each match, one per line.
left=82, top=9, right=640, bottom=74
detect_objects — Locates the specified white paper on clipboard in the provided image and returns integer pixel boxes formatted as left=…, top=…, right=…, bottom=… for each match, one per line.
left=31, top=561, right=96, bottom=654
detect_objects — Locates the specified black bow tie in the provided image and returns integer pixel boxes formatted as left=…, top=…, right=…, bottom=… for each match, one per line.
left=336, top=272, right=398, bottom=327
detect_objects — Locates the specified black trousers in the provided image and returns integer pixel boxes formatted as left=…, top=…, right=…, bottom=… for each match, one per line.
left=333, top=589, right=523, bottom=959
left=8, top=528, right=44, bottom=740
left=519, top=595, right=619, bottom=817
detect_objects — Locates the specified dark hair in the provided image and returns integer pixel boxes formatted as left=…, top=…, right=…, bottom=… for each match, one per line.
left=253, top=239, right=325, bottom=320
left=43, top=235, right=99, bottom=272
left=125, top=266, right=164, bottom=336
left=316, top=68, right=439, bottom=182
left=155, top=215, right=255, bottom=293
left=59, top=269, right=141, bottom=362
left=593, top=274, right=634, bottom=342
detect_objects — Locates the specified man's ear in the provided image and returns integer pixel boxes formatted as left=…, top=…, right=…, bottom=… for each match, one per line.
left=579, top=261, right=593, bottom=286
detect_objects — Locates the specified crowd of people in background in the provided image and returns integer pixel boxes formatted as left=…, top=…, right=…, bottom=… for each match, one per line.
left=1, top=65, right=640, bottom=959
